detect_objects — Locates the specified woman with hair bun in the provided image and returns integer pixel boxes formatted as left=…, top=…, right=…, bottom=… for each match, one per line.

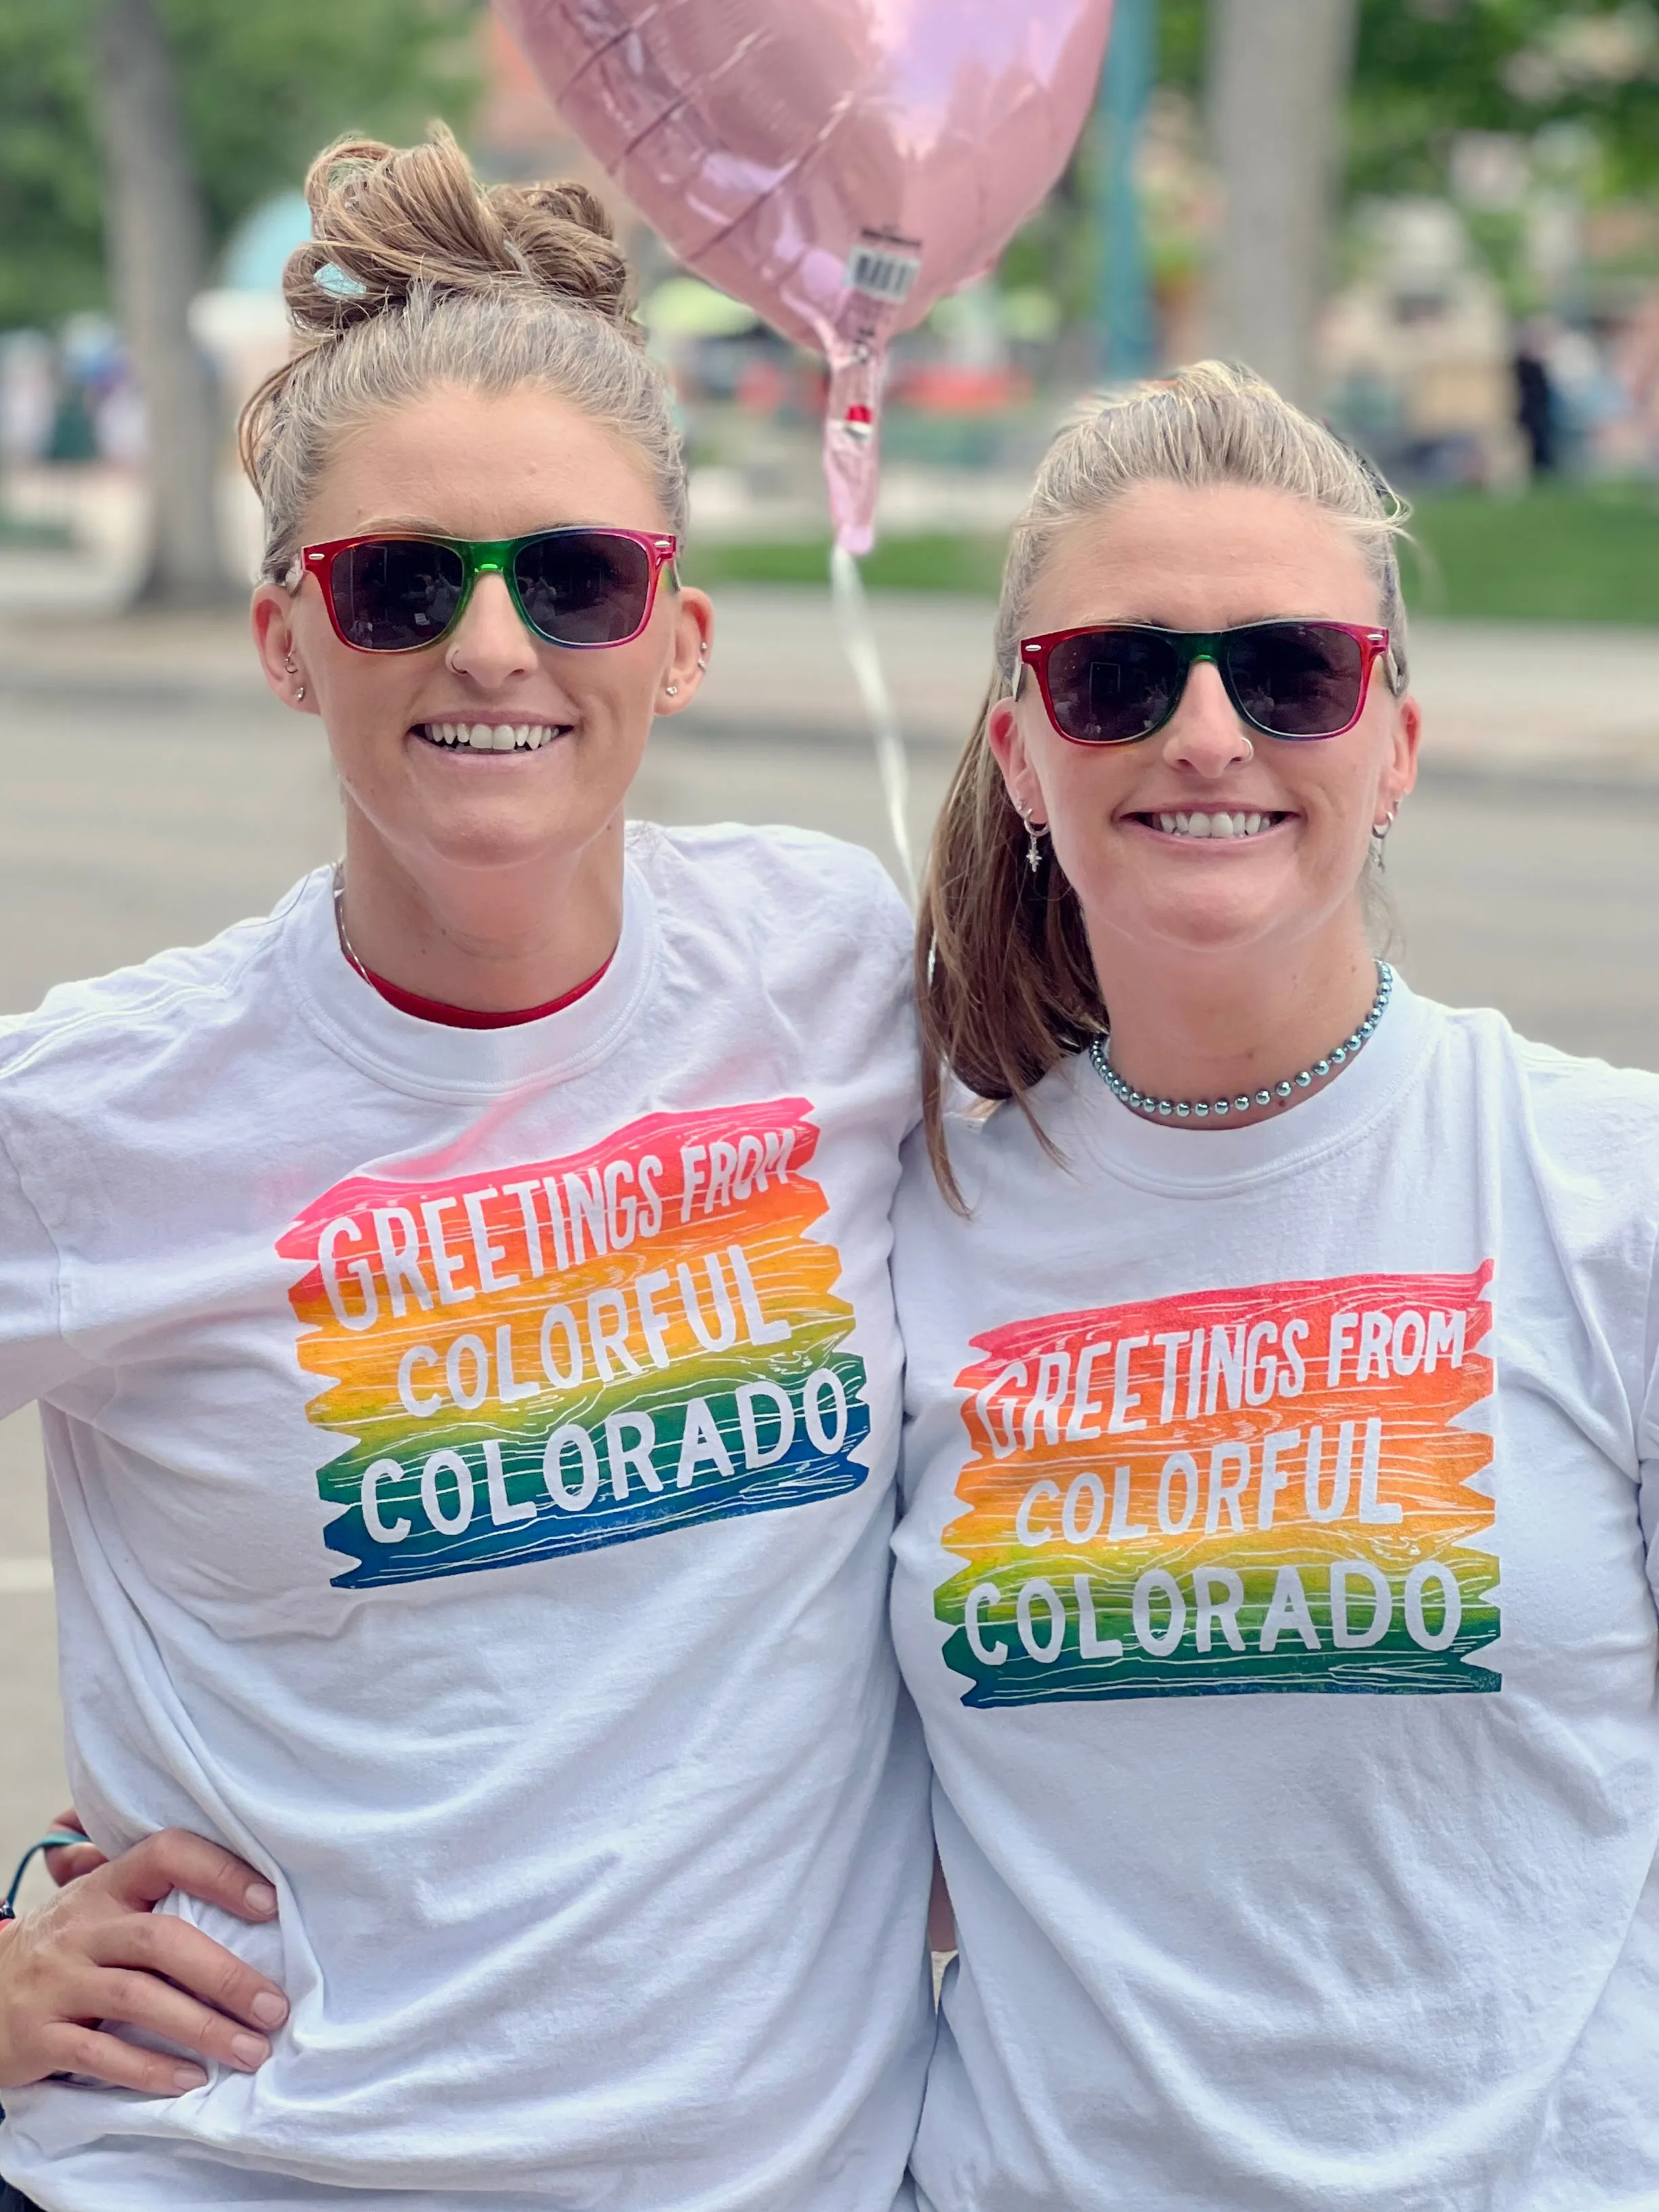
left=892, top=362, right=1659, bottom=2209
left=0, top=129, right=933, bottom=2211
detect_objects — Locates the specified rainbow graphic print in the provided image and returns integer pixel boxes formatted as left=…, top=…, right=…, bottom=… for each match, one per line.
left=281, top=1099, right=868, bottom=1588
left=937, top=1267, right=1498, bottom=1705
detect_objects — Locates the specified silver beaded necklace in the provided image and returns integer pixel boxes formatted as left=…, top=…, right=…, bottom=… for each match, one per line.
left=1089, top=961, right=1393, bottom=1124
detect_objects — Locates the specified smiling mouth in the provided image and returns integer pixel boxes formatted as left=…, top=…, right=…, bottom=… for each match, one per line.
left=412, top=720, right=571, bottom=754
left=1128, top=809, right=1292, bottom=840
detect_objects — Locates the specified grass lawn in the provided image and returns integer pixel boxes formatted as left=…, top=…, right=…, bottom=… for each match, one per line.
left=682, top=529, right=1007, bottom=597
left=682, top=484, right=1659, bottom=627
left=1402, top=485, right=1659, bottom=624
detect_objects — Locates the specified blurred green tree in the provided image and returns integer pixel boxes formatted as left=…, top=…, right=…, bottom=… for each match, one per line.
left=0, top=0, right=483, bottom=333
left=1349, top=0, right=1659, bottom=201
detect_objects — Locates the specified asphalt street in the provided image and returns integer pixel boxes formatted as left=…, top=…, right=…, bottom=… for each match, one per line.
left=3, top=588, right=1659, bottom=1893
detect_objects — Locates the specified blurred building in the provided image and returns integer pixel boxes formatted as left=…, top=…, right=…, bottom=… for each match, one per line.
left=1322, top=200, right=1522, bottom=486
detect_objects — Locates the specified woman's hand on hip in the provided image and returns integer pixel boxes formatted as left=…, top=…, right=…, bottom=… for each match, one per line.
left=0, top=1828, right=287, bottom=2093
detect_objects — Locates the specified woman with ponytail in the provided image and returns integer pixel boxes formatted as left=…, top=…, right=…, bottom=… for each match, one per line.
left=892, top=362, right=1659, bottom=2211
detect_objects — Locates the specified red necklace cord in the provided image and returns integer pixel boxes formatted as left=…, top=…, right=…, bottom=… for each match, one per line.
left=347, top=954, right=611, bottom=1029
left=331, top=869, right=612, bottom=1029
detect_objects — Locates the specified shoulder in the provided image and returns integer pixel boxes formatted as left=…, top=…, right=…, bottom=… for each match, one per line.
left=0, top=874, right=315, bottom=1101
left=629, top=819, right=908, bottom=935
left=628, top=819, right=913, bottom=990
left=1429, top=998, right=1659, bottom=1162
left=1414, top=1002, right=1659, bottom=1297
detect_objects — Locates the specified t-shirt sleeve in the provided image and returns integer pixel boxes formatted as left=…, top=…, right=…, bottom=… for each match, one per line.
left=0, top=1126, right=91, bottom=1416
left=1635, top=1216, right=1659, bottom=1622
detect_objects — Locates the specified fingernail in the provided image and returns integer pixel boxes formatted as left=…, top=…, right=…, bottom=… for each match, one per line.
left=230, top=2034, right=268, bottom=2070
left=251, top=1991, right=287, bottom=2027
left=172, top=2066, right=207, bottom=2092
left=245, top=1881, right=277, bottom=1913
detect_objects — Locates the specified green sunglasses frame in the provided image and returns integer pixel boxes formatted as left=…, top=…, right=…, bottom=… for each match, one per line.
left=1019, top=619, right=1392, bottom=745
left=295, top=527, right=680, bottom=654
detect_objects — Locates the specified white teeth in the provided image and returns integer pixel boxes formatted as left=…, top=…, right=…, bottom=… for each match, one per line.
left=1150, top=809, right=1279, bottom=840
left=418, top=721, right=563, bottom=752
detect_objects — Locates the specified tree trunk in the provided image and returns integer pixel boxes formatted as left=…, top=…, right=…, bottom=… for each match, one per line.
left=89, top=0, right=232, bottom=605
left=1206, top=0, right=1359, bottom=408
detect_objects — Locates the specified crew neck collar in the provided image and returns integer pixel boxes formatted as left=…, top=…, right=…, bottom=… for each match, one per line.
left=278, top=863, right=658, bottom=1100
left=1070, top=971, right=1439, bottom=1195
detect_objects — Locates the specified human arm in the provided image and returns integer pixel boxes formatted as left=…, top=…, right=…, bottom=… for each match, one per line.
left=0, top=1830, right=289, bottom=2094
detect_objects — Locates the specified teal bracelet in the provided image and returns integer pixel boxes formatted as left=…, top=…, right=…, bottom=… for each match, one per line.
left=4, top=1830, right=93, bottom=1918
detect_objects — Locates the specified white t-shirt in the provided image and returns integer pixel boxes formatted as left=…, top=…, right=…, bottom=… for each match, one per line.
left=891, top=977, right=1659, bottom=2212
left=0, top=824, right=933, bottom=2212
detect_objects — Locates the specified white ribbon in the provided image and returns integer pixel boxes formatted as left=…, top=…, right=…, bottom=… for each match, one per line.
left=830, top=543, right=915, bottom=905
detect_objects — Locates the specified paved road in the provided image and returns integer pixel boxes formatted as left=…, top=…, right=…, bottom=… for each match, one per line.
left=3, top=589, right=1659, bottom=1893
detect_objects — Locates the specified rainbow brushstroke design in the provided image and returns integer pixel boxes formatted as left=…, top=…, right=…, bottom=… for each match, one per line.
left=937, top=1268, right=1498, bottom=1706
left=281, top=1099, right=868, bottom=1588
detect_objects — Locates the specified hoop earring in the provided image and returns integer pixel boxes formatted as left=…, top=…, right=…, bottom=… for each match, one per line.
left=1017, top=802, right=1048, bottom=875
left=1370, top=801, right=1399, bottom=867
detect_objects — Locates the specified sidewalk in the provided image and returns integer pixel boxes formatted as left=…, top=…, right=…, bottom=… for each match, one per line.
left=4, top=583, right=1659, bottom=781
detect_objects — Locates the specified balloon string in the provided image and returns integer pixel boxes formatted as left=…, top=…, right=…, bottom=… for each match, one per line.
left=830, top=544, right=915, bottom=905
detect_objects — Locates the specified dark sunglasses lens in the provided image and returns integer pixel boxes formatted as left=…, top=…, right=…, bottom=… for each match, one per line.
left=1043, top=630, right=1185, bottom=743
left=329, top=539, right=466, bottom=651
left=514, top=532, right=654, bottom=646
left=1223, top=623, right=1366, bottom=737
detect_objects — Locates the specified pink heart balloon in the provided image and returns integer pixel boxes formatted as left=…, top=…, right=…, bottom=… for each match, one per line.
left=497, top=0, right=1115, bottom=552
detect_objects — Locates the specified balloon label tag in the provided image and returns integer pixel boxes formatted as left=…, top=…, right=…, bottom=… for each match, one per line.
left=844, top=241, right=922, bottom=304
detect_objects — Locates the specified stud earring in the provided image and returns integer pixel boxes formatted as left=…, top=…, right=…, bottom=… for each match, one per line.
left=665, top=682, right=680, bottom=697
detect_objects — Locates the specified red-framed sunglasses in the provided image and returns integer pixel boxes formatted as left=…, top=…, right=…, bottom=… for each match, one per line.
left=1019, top=620, right=1392, bottom=745
left=295, top=527, right=678, bottom=655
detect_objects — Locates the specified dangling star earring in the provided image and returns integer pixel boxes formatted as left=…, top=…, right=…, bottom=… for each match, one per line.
left=1017, top=802, right=1048, bottom=874
left=283, top=652, right=306, bottom=703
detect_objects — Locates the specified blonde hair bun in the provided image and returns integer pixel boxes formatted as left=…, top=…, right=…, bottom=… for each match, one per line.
left=239, top=124, right=684, bottom=586
left=283, top=124, right=636, bottom=343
